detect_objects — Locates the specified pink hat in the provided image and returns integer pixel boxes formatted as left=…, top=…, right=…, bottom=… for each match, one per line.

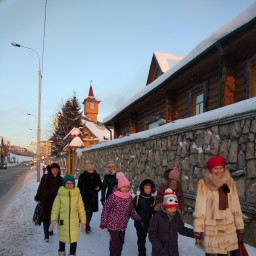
left=168, top=167, right=180, bottom=181
left=116, top=172, right=130, bottom=189
left=206, top=155, right=226, bottom=171
left=162, top=188, right=179, bottom=209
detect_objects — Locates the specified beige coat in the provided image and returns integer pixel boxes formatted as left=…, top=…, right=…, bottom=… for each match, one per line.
left=193, top=169, right=244, bottom=254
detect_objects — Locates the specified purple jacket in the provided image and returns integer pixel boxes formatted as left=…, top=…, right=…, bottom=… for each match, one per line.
left=101, top=192, right=141, bottom=231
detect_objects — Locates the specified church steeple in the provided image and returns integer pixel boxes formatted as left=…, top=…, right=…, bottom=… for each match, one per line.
left=82, top=81, right=101, bottom=123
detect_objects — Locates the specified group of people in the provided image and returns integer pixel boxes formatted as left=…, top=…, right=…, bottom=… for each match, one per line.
left=34, top=155, right=244, bottom=256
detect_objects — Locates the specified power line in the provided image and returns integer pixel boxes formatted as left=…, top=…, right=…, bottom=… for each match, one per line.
left=41, top=0, right=48, bottom=75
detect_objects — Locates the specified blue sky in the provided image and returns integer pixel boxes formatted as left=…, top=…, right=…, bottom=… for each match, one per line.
left=0, top=0, right=255, bottom=147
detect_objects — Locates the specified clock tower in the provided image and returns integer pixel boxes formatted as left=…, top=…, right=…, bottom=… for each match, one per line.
left=82, top=82, right=101, bottom=122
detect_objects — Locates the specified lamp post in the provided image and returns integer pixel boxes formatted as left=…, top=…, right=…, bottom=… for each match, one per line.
left=11, top=42, right=42, bottom=182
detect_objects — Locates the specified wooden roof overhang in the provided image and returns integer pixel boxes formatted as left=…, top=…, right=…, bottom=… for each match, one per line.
left=104, top=17, right=256, bottom=126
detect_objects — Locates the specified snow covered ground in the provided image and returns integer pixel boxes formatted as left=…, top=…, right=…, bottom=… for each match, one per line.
left=0, top=169, right=255, bottom=256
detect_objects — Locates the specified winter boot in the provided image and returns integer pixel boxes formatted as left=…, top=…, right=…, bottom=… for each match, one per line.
left=58, top=251, right=66, bottom=256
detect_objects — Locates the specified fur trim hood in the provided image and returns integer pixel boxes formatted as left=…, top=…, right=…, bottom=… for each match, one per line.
left=203, top=169, right=232, bottom=191
left=139, top=179, right=156, bottom=193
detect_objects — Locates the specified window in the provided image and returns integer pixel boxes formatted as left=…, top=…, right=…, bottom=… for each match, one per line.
left=89, top=102, right=94, bottom=109
left=148, top=121, right=159, bottom=129
left=195, top=93, right=204, bottom=115
left=188, top=82, right=208, bottom=117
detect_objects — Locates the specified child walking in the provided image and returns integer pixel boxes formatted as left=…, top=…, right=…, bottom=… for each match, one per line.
left=100, top=172, right=143, bottom=256
left=49, top=175, right=86, bottom=256
left=133, top=179, right=156, bottom=256
left=148, top=188, right=202, bottom=256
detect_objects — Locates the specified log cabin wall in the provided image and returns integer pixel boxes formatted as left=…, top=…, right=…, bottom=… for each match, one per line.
left=104, top=18, right=256, bottom=137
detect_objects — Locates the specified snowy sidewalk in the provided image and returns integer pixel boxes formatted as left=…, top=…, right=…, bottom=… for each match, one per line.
left=0, top=170, right=255, bottom=256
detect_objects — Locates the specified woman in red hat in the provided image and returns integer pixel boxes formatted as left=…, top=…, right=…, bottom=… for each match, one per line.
left=193, top=155, right=244, bottom=256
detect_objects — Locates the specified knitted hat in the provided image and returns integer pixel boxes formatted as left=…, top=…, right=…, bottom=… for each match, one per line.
left=116, top=172, right=130, bottom=189
left=108, top=161, right=116, bottom=168
left=162, top=188, right=179, bottom=209
left=63, top=175, right=75, bottom=186
left=168, top=167, right=180, bottom=181
left=206, top=155, right=226, bottom=171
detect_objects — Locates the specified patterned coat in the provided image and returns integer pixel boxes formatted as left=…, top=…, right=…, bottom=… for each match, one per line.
left=100, top=192, right=142, bottom=231
left=148, top=210, right=194, bottom=256
left=51, top=186, right=86, bottom=243
left=77, top=170, right=102, bottom=212
left=34, top=172, right=63, bottom=222
left=193, top=169, right=244, bottom=254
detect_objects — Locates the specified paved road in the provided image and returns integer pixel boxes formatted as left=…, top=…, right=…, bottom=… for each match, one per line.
left=0, top=164, right=30, bottom=211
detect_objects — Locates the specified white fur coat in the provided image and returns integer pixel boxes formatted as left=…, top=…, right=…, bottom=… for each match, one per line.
left=193, top=169, right=244, bottom=254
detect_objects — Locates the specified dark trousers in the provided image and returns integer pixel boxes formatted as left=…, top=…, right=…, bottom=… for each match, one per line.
left=43, top=221, right=50, bottom=239
left=59, top=241, right=77, bottom=255
left=108, top=229, right=125, bottom=256
left=135, top=225, right=148, bottom=256
left=85, top=206, right=93, bottom=228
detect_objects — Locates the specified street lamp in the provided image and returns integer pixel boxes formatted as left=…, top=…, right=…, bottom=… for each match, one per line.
left=11, top=42, right=42, bottom=182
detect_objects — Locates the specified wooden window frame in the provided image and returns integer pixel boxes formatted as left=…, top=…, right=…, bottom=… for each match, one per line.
left=188, top=82, right=208, bottom=117
left=249, top=61, right=256, bottom=97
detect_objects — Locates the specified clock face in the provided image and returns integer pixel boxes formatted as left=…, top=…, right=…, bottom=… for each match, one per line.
left=90, top=102, right=95, bottom=109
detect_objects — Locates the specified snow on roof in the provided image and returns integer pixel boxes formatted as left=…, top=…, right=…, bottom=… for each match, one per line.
left=103, top=2, right=256, bottom=124
left=78, top=97, right=256, bottom=154
left=63, top=127, right=83, bottom=140
left=69, top=136, right=84, bottom=148
left=154, top=51, right=183, bottom=73
left=83, top=120, right=112, bottom=141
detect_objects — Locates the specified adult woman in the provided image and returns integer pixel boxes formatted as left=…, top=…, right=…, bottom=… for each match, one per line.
left=155, top=167, right=185, bottom=212
left=34, top=162, right=63, bottom=241
left=77, top=164, right=102, bottom=233
left=193, top=155, right=244, bottom=256
left=101, top=162, right=118, bottom=205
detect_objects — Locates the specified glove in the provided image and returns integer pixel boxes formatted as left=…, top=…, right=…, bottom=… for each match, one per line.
left=100, top=198, right=105, bottom=206
left=48, top=220, right=57, bottom=232
left=194, top=232, right=204, bottom=240
left=99, top=224, right=106, bottom=230
left=236, top=229, right=244, bottom=243
left=81, top=223, right=86, bottom=232
left=139, top=220, right=144, bottom=227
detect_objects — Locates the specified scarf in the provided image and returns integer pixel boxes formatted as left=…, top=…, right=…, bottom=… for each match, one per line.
left=203, top=169, right=231, bottom=210
left=113, top=190, right=131, bottom=199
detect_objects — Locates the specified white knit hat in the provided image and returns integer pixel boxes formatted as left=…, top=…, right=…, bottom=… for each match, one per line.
left=162, top=188, right=179, bottom=209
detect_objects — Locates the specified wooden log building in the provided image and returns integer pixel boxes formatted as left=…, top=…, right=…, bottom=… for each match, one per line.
left=103, top=4, right=256, bottom=139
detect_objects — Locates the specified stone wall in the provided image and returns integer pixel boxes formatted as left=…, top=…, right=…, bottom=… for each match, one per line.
left=56, top=110, right=256, bottom=246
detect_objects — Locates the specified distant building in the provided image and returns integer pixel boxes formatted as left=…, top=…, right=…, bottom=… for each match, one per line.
left=40, top=140, right=52, bottom=161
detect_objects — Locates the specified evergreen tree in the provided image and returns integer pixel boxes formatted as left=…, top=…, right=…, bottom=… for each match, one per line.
left=50, top=94, right=83, bottom=156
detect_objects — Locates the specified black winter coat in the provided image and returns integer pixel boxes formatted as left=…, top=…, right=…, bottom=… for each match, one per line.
left=133, top=193, right=156, bottom=228
left=101, top=173, right=118, bottom=202
left=148, top=210, right=194, bottom=256
left=77, top=170, right=102, bottom=212
left=34, top=173, right=63, bottom=222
